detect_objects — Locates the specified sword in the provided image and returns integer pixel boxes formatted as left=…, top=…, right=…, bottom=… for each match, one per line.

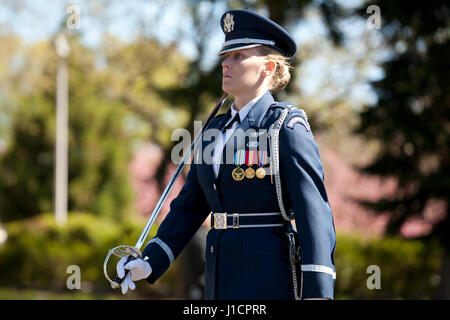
left=104, top=92, right=229, bottom=289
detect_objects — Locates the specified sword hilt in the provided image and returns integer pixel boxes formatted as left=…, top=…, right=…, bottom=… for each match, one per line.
left=111, top=254, right=135, bottom=289
left=104, top=245, right=142, bottom=289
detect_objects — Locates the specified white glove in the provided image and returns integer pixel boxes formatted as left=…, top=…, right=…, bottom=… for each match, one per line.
left=116, top=256, right=152, bottom=295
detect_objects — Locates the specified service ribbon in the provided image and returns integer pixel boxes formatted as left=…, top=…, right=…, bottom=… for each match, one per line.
left=234, top=150, right=245, bottom=166
left=248, top=150, right=257, bottom=166
left=258, top=150, right=267, bottom=166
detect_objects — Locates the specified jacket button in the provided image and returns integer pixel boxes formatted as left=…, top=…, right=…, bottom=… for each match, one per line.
left=210, top=245, right=214, bottom=253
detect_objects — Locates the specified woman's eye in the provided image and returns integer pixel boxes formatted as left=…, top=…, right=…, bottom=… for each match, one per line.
left=220, top=52, right=243, bottom=62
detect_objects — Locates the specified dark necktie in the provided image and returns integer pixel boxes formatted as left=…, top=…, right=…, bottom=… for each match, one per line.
left=217, top=113, right=241, bottom=175
left=223, top=112, right=241, bottom=132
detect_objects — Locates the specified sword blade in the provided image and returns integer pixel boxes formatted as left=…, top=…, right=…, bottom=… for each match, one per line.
left=133, top=93, right=228, bottom=250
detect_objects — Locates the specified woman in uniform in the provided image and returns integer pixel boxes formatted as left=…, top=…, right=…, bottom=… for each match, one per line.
left=116, top=9, right=336, bottom=300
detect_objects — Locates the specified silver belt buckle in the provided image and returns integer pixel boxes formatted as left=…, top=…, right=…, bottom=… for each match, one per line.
left=214, top=213, right=227, bottom=229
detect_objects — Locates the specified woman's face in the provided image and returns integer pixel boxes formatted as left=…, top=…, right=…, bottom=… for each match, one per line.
left=221, top=47, right=268, bottom=97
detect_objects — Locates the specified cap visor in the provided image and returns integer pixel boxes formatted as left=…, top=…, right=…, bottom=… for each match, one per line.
left=218, top=44, right=262, bottom=56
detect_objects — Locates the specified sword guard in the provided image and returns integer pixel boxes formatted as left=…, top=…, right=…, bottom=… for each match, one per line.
left=103, top=245, right=142, bottom=289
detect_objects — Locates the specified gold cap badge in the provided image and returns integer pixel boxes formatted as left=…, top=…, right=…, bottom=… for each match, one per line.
left=223, top=13, right=235, bottom=33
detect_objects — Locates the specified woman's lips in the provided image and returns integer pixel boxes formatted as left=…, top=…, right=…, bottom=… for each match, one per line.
left=223, top=74, right=232, bottom=78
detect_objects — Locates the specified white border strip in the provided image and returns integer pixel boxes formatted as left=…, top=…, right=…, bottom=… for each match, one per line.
left=218, top=44, right=262, bottom=56
left=301, top=264, right=336, bottom=279
left=227, top=212, right=281, bottom=217
left=239, top=223, right=283, bottom=228
left=222, top=37, right=276, bottom=47
left=149, top=237, right=174, bottom=265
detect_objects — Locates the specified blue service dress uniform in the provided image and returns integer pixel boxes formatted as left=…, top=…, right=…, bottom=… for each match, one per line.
left=141, top=90, right=336, bottom=299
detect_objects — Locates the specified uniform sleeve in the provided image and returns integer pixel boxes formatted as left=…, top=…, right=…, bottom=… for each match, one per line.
left=279, top=111, right=336, bottom=299
left=142, top=163, right=211, bottom=284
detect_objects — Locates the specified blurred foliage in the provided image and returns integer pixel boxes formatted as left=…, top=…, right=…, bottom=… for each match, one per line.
left=352, top=0, right=450, bottom=297
left=335, top=233, right=443, bottom=299
left=0, top=32, right=193, bottom=222
left=0, top=287, right=121, bottom=300
left=353, top=1, right=450, bottom=243
left=0, top=37, right=132, bottom=221
left=101, top=35, right=191, bottom=150
left=0, top=212, right=179, bottom=298
left=0, top=213, right=443, bottom=299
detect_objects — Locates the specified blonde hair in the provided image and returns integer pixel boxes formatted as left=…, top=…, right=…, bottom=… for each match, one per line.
left=258, top=46, right=293, bottom=91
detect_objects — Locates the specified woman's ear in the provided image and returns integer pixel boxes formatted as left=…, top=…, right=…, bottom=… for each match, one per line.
left=263, top=60, right=276, bottom=77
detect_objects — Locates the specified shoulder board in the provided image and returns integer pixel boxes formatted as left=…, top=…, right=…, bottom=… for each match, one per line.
left=269, top=101, right=297, bottom=112
left=270, top=102, right=311, bottom=132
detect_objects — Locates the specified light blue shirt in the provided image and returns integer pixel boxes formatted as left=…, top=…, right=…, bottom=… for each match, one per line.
left=212, top=94, right=263, bottom=178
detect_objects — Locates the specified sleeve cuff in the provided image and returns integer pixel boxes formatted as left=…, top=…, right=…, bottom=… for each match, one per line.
left=148, top=237, right=174, bottom=265
left=301, top=268, right=335, bottom=300
left=142, top=238, right=173, bottom=284
left=301, top=264, right=336, bottom=279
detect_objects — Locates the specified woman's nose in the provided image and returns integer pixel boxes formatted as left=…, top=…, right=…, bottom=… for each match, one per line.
left=221, top=57, right=231, bottom=70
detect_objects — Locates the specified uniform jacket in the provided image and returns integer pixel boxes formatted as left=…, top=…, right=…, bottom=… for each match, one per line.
left=142, top=90, right=336, bottom=299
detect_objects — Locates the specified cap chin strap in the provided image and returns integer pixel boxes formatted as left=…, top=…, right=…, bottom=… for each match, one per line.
left=218, top=44, right=262, bottom=56
left=222, top=37, right=276, bottom=47
left=218, top=37, right=276, bottom=56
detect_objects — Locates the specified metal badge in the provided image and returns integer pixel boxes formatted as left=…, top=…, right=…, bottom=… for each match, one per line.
left=233, top=150, right=245, bottom=181
left=232, top=167, right=245, bottom=181
left=255, top=167, right=266, bottom=179
left=223, top=13, right=235, bottom=33
left=245, top=167, right=255, bottom=179
left=214, top=213, right=227, bottom=229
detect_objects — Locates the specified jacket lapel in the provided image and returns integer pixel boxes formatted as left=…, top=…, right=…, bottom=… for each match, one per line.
left=216, top=91, right=275, bottom=180
left=201, top=108, right=231, bottom=186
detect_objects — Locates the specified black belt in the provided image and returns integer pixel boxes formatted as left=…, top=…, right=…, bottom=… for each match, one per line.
left=210, top=212, right=284, bottom=229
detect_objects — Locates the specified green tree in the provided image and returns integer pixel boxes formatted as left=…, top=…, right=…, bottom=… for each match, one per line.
left=0, top=35, right=135, bottom=222
left=353, top=0, right=450, bottom=297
